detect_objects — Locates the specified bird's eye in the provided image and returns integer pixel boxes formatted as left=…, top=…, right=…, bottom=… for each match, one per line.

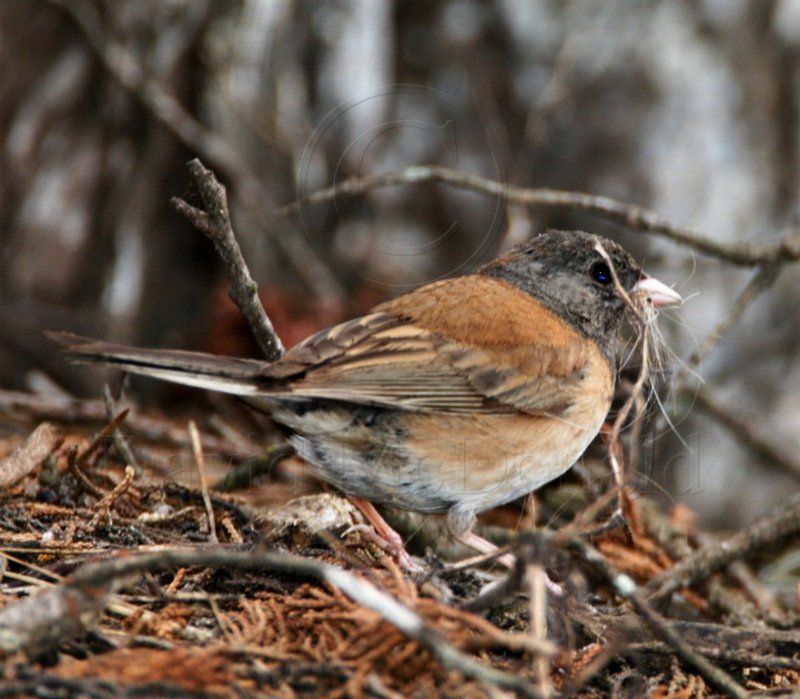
left=591, top=261, right=612, bottom=285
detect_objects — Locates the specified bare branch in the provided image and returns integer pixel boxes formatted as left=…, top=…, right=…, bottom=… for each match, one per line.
left=102, top=385, right=140, bottom=478
left=628, top=642, right=800, bottom=672
left=63, top=409, right=131, bottom=499
left=568, top=537, right=749, bottom=699
left=527, top=564, right=552, bottom=698
left=172, top=159, right=285, bottom=361
left=52, top=0, right=343, bottom=303
left=89, top=464, right=135, bottom=528
left=278, top=164, right=800, bottom=266
left=645, top=494, right=800, bottom=603
left=212, top=446, right=294, bottom=492
left=675, top=262, right=785, bottom=391
left=171, top=198, right=213, bottom=236
left=0, top=423, right=62, bottom=489
left=189, top=420, right=218, bottom=543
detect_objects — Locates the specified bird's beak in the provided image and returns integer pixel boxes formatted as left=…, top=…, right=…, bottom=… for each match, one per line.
left=633, top=276, right=683, bottom=308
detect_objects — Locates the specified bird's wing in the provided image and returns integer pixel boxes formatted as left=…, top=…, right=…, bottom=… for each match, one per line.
left=50, top=277, right=605, bottom=416
left=264, top=276, right=600, bottom=415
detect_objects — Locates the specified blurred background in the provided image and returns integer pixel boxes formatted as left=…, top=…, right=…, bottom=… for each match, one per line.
left=1, top=0, right=799, bottom=529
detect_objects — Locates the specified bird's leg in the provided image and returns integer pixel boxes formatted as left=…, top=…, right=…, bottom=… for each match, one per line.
left=448, top=508, right=515, bottom=568
left=449, top=508, right=563, bottom=593
left=456, top=531, right=565, bottom=596
left=348, top=497, right=422, bottom=573
left=455, top=531, right=516, bottom=569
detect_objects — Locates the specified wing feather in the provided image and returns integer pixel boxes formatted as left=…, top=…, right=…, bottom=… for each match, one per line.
left=263, top=311, right=587, bottom=416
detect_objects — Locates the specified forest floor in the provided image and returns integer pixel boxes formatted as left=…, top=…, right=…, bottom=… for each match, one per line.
left=0, top=392, right=798, bottom=698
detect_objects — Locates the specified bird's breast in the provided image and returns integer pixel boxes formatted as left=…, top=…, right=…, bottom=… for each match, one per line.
left=399, top=351, right=613, bottom=508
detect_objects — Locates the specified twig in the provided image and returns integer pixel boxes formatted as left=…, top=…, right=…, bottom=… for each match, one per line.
left=675, top=262, right=784, bottom=391
left=689, top=386, right=800, bottom=480
left=459, top=555, right=526, bottom=613
left=0, top=423, right=62, bottom=489
left=64, top=547, right=543, bottom=698
left=645, top=494, right=800, bottom=603
left=0, top=552, right=63, bottom=584
left=218, top=515, right=243, bottom=544
left=172, top=159, right=285, bottom=361
left=207, top=595, right=233, bottom=644
left=725, top=559, right=780, bottom=614
left=568, top=537, right=748, bottom=699
left=276, top=164, right=800, bottom=266
left=136, top=506, right=197, bottom=526
left=627, top=642, right=800, bottom=672
left=102, top=385, right=140, bottom=478
left=595, top=240, right=652, bottom=496
left=666, top=620, right=800, bottom=653
left=561, top=642, right=623, bottom=697
left=0, top=389, right=254, bottom=460
left=66, top=446, right=105, bottom=499
left=89, top=465, right=136, bottom=527
left=212, top=446, right=294, bottom=492
left=162, top=482, right=252, bottom=525
left=527, top=564, right=551, bottom=699
left=561, top=487, right=622, bottom=536
left=48, top=0, right=234, bottom=187
left=189, top=420, right=218, bottom=543
left=75, top=409, right=131, bottom=473
left=166, top=568, right=188, bottom=596
left=64, top=409, right=132, bottom=499
left=594, top=239, right=654, bottom=532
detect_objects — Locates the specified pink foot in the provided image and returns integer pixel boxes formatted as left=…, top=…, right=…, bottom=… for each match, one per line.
left=347, top=498, right=423, bottom=573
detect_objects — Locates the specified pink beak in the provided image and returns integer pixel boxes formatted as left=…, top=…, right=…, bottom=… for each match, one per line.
left=633, top=276, right=683, bottom=309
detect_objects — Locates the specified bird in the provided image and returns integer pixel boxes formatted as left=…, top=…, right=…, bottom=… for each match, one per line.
left=50, top=229, right=682, bottom=571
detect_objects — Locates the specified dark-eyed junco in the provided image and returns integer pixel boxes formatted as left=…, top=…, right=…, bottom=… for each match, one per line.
left=51, top=230, right=681, bottom=570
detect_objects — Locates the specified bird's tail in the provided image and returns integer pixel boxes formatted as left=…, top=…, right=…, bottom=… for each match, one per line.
left=47, top=331, right=271, bottom=397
